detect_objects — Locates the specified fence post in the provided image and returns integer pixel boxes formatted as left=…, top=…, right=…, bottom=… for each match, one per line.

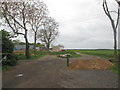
left=67, top=54, right=69, bottom=66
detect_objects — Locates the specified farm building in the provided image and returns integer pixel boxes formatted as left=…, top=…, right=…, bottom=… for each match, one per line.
left=52, top=46, right=61, bottom=52
left=13, top=41, right=45, bottom=51
left=14, top=45, right=35, bottom=50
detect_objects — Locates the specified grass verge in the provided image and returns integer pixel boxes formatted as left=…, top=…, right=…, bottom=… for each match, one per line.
left=110, top=64, right=120, bottom=75
left=3, top=51, right=48, bottom=71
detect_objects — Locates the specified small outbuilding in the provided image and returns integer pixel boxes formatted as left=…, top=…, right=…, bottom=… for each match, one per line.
left=52, top=46, right=60, bottom=52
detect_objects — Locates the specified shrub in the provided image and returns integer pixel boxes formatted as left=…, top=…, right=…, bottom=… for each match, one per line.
left=2, top=53, right=18, bottom=66
left=1, top=30, right=14, bottom=54
left=17, top=54, right=26, bottom=60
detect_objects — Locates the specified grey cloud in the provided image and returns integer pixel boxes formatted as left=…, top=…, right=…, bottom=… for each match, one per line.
left=4, top=0, right=117, bottom=49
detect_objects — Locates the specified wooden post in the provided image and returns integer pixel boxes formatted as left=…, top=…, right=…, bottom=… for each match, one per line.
left=67, top=54, right=69, bottom=66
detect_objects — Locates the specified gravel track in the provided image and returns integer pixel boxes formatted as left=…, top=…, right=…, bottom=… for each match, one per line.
left=2, top=55, right=118, bottom=88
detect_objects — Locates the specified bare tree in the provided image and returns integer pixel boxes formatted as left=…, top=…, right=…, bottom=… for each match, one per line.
left=0, top=1, right=42, bottom=58
left=58, top=44, right=64, bottom=49
left=102, top=0, right=120, bottom=61
left=38, top=17, right=59, bottom=51
left=28, top=1, right=48, bottom=51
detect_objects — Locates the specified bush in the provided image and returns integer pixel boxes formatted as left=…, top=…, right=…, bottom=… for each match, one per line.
left=2, top=53, right=18, bottom=66
left=17, top=54, right=26, bottom=60
left=1, top=30, right=14, bottom=54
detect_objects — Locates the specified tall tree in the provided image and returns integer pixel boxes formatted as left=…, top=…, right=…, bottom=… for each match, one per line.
left=0, top=2, right=30, bottom=58
left=37, top=17, right=59, bottom=51
left=0, top=1, right=48, bottom=58
left=28, top=1, right=48, bottom=51
left=102, top=0, right=119, bottom=61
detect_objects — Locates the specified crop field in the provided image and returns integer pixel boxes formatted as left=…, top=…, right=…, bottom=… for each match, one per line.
left=67, top=49, right=115, bottom=60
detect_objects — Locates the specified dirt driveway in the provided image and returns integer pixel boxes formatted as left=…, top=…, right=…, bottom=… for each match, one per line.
left=2, top=55, right=118, bottom=88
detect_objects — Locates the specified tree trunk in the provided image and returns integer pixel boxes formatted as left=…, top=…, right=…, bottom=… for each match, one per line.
left=24, top=34, right=30, bottom=59
left=110, top=20, right=118, bottom=61
left=33, top=33, right=37, bottom=50
left=46, top=43, right=50, bottom=51
left=117, top=7, right=119, bottom=64
left=33, top=33, right=37, bottom=55
left=113, top=29, right=117, bottom=61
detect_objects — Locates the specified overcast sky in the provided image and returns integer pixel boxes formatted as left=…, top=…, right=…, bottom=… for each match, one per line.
left=1, top=0, right=119, bottom=49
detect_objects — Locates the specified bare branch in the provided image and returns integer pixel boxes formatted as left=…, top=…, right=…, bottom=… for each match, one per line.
left=37, top=17, right=59, bottom=50
left=115, top=8, right=120, bottom=29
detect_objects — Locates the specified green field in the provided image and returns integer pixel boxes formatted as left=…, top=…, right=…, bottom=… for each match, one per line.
left=67, top=49, right=115, bottom=60
left=80, top=50, right=115, bottom=59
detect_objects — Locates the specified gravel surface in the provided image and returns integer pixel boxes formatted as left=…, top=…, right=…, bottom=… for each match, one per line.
left=2, top=55, right=118, bottom=88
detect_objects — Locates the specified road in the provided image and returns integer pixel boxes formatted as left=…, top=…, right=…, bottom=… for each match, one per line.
left=2, top=55, right=118, bottom=88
